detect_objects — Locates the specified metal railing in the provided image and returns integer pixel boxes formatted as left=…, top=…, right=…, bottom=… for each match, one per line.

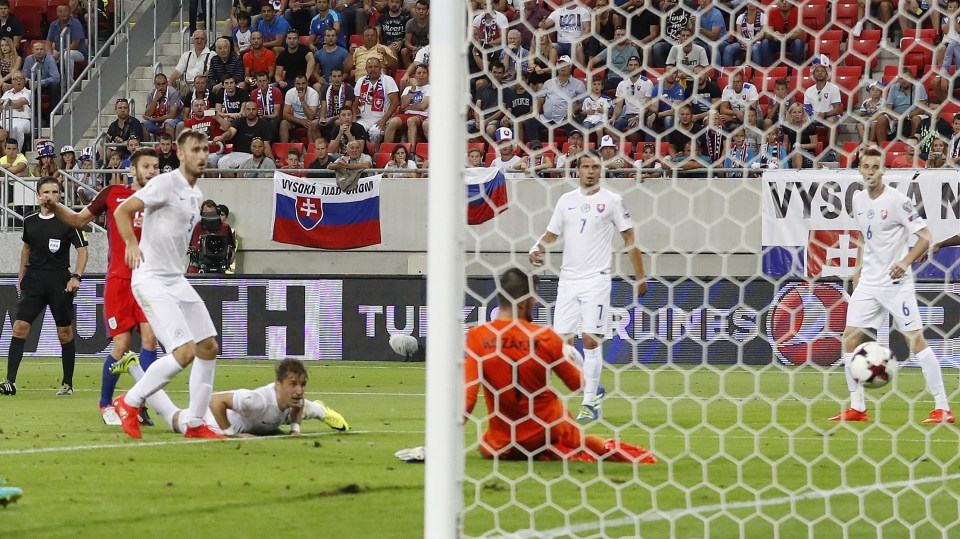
left=29, top=61, right=40, bottom=143
left=50, top=0, right=162, bottom=146
left=180, top=0, right=218, bottom=56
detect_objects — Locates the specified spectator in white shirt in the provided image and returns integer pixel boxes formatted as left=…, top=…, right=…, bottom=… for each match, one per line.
left=719, top=70, right=759, bottom=127
left=280, top=75, right=321, bottom=142
left=0, top=70, right=30, bottom=149
left=538, top=1, right=591, bottom=67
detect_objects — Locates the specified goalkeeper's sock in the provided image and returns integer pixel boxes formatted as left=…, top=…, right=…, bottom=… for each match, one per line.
left=187, top=359, right=216, bottom=428
left=100, top=353, right=121, bottom=408
left=582, top=347, right=603, bottom=406
left=843, top=352, right=866, bottom=412
left=302, top=399, right=325, bottom=420
left=145, top=390, right=180, bottom=432
left=916, top=347, right=949, bottom=410
left=125, top=355, right=183, bottom=408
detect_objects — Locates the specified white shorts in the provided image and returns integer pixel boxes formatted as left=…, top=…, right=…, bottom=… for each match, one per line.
left=132, top=275, right=218, bottom=352
left=553, top=274, right=612, bottom=337
left=845, top=281, right=922, bottom=332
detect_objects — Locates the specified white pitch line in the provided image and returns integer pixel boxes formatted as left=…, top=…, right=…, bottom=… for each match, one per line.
left=0, top=429, right=426, bottom=455
left=499, top=471, right=960, bottom=539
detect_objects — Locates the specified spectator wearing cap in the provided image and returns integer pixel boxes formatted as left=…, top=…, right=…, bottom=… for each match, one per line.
left=490, top=127, right=523, bottom=179
left=856, top=81, right=887, bottom=144
left=57, top=145, right=77, bottom=188
left=721, top=0, right=767, bottom=68
left=33, top=140, right=58, bottom=179
left=47, top=4, right=86, bottom=82
left=554, top=128, right=584, bottom=173
left=143, top=73, right=182, bottom=140
left=526, top=55, right=586, bottom=146
left=598, top=135, right=627, bottom=175
left=761, top=0, right=805, bottom=67
left=873, top=68, right=929, bottom=145
left=239, top=137, right=277, bottom=178
left=538, top=0, right=590, bottom=67
left=803, top=56, right=843, bottom=148
left=22, top=41, right=61, bottom=110
left=0, top=136, right=27, bottom=176
left=0, top=69, right=29, bottom=150
left=74, top=146, right=98, bottom=203
left=587, top=26, right=640, bottom=91
left=665, top=26, right=708, bottom=78
left=719, top=70, right=759, bottom=128
left=609, top=55, right=654, bottom=143
left=215, top=100, right=276, bottom=174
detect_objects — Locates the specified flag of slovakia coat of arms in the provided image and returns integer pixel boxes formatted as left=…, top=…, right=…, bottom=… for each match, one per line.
left=272, top=171, right=382, bottom=249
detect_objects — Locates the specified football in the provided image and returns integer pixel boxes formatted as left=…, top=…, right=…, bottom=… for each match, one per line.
left=848, top=342, right=898, bottom=389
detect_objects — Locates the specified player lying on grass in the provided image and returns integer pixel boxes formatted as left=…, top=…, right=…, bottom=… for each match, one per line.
left=116, top=358, right=349, bottom=436
left=463, top=267, right=656, bottom=463
left=0, top=477, right=22, bottom=507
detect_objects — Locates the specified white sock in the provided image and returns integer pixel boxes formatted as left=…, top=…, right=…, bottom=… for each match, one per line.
left=145, top=389, right=180, bottom=432
left=187, top=358, right=217, bottom=428
left=581, top=346, right=603, bottom=406
left=843, top=352, right=866, bottom=411
left=302, top=399, right=325, bottom=420
left=124, top=355, right=183, bottom=408
left=129, top=364, right=145, bottom=382
left=916, top=347, right=949, bottom=410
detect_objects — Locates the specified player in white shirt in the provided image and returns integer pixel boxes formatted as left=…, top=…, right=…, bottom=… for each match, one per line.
left=719, top=70, right=759, bottom=126
left=529, top=153, right=648, bottom=421
left=829, top=147, right=954, bottom=424
left=111, top=129, right=225, bottom=440
left=140, top=359, right=349, bottom=436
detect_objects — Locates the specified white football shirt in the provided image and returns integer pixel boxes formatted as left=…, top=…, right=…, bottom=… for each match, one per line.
left=226, top=383, right=292, bottom=435
left=615, top=76, right=654, bottom=116
left=132, top=169, right=202, bottom=279
left=852, top=186, right=926, bottom=287
left=492, top=154, right=523, bottom=179
left=803, top=82, right=842, bottom=114
left=721, top=82, right=759, bottom=114
left=546, top=187, right=634, bottom=280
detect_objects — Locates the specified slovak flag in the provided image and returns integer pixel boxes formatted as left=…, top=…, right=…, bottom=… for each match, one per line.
left=465, top=167, right=508, bottom=225
left=272, top=171, right=382, bottom=249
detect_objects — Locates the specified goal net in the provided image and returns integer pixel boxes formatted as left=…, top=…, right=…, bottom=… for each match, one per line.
left=440, top=0, right=960, bottom=537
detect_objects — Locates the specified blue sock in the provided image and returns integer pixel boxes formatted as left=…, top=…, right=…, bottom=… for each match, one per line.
left=100, top=354, right=121, bottom=408
left=139, top=347, right=158, bottom=371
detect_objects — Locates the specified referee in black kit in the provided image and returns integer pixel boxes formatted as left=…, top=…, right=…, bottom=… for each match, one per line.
left=1, top=177, right=88, bottom=396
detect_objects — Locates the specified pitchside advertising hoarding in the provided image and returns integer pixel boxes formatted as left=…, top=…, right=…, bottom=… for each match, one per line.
left=1, top=275, right=958, bottom=366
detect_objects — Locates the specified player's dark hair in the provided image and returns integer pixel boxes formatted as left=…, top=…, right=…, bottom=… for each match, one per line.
left=37, top=176, right=60, bottom=191
left=859, top=146, right=882, bottom=160
left=177, top=128, right=209, bottom=148
left=496, top=267, right=539, bottom=307
left=571, top=151, right=599, bottom=169
left=276, top=358, right=308, bottom=382
left=159, top=133, right=173, bottom=142
left=130, top=147, right=158, bottom=167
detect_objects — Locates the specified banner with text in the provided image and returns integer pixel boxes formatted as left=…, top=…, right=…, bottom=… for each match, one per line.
left=3, top=276, right=957, bottom=366
left=272, top=171, right=381, bottom=249
left=761, top=169, right=960, bottom=278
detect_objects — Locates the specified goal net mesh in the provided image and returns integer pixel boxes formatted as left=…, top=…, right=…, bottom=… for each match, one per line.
left=456, top=0, right=960, bottom=537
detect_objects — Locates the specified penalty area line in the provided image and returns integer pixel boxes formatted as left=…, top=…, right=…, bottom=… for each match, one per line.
left=0, top=429, right=425, bottom=456
left=507, top=471, right=960, bottom=539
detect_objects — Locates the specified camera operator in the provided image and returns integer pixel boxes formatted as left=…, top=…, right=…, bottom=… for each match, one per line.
left=217, top=204, right=239, bottom=274
left=188, top=199, right=236, bottom=273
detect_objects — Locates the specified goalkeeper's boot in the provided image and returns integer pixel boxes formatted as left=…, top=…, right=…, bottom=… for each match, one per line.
left=112, top=393, right=143, bottom=439
left=827, top=408, right=869, bottom=422
left=110, top=352, right=139, bottom=376
left=0, top=486, right=22, bottom=507
left=317, top=401, right=350, bottom=432
left=0, top=379, right=15, bottom=395
left=922, top=409, right=956, bottom=424
left=138, top=406, right=155, bottom=427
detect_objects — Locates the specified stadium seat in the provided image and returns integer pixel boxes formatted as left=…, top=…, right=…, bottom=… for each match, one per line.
left=561, top=142, right=596, bottom=153
left=415, top=142, right=429, bottom=160
left=302, top=152, right=316, bottom=165
left=14, top=0, right=46, bottom=42
left=883, top=64, right=918, bottom=80
left=900, top=38, right=934, bottom=73
left=378, top=142, right=410, bottom=156
left=272, top=143, right=304, bottom=166
left=903, top=28, right=938, bottom=44
left=847, top=30, right=882, bottom=74
left=834, top=70, right=862, bottom=107
left=393, top=69, right=405, bottom=81
left=349, top=34, right=364, bottom=48
left=839, top=141, right=860, bottom=168
left=937, top=101, right=960, bottom=120
left=467, top=142, right=486, bottom=152
left=645, top=67, right=663, bottom=85
left=374, top=152, right=391, bottom=168
left=832, top=2, right=860, bottom=31
left=483, top=151, right=497, bottom=166
left=808, top=29, right=844, bottom=48
left=810, top=39, right=840, bottom=63
left=801, top=3, right=827, bottom=31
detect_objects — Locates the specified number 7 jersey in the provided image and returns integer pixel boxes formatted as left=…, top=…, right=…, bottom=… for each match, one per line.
left=852, top=186, right=926, bottom=287
left=546, top=187, right=634, bottom=280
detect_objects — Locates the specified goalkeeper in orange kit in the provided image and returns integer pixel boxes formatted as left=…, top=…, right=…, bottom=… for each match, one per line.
left=464, top=268, right=656, bottom=464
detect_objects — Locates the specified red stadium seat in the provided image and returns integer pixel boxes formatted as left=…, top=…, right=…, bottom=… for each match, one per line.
left=14, top=0, right=46, bottom=41
left=884, top=64, right=918, bottom=80
left=374, top=152, right=391, bottom=168
left=903, top=28, right=938, bottom=44
left=645, top=68, right=664, bottom=85
left=272, top=143, right=304, bottom=167
left=561, top=142, right=596, bottom=153
left=810, top=39, right=840, bottom=63
left=839, top=141, right=860, bottom=168
left=484, top=151, right=497, bottom=166
left=808, top=29, right=844, bottom=48
left=900, top=38, right=935, bottom=72
left=801, top=3, right=827, bottom=31
left=349, top=35, right=364, bottom=48
left=937, top=101, right=960, bottom=120
left=378, top=143, right=410, bottom=156
left=302, top=152, right=316, bottom=165
left=832, top=2, right=860, bottom=31
left=847, top=30, right=882, bottom=74
left=467, top=142, right=486, bottom=152
left=415, top=142, right=429, bottom=160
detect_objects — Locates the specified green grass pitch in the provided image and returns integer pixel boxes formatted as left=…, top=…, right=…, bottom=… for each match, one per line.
left=2, top=358, right=959, bottom=538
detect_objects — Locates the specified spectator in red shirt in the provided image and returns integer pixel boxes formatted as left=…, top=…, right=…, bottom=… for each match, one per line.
left=762, top=0, right=805, bottom=66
